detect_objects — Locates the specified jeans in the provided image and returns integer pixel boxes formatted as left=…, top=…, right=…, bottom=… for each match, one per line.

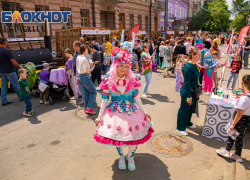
left=243, top=50, right=249, bottom=68
left=22, top=95, right=32, bottom=113
left=143, top=71, right=152, bottom=94
left=227, top=71, right=239, bottom=89
left=78, top=74, right=97, bottom=109
left=0, top=72, right=22, bottom=103
left=156, top=52, right=159, bottom=65
left=104, top=65, right=110, bottom=73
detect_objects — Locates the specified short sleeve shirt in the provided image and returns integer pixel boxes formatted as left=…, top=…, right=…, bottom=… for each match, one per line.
left=0, top=47, right=15, bottom=73
left=235, top=93, right=250, bottom=116
left=65, top=57, right=73, bottom=74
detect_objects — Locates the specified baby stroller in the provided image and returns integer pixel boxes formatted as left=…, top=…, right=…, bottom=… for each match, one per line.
left=24, top=62, right=40, bottom=97
left=48, top=66, right=69, bottom=105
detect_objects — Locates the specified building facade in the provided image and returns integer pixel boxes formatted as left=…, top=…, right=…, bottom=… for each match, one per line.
left=159, top=0, right=189, bottom=31
left=188, top=0, right=205, bottom=18
left=0, top=0, right=160, bottom=50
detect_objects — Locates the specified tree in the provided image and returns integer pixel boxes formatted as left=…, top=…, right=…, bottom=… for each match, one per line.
left=232, top=0, right=250, bottom=26
left=205, top=0, right=230, bottom=32
left=231, top=14, right=245, bottom=32
left=188, top=0, right=230, bottom=32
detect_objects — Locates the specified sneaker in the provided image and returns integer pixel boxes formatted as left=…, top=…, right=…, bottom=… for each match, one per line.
left=40, top=100, right=44, bottom=104
left=30, top=110, right=36, bottom=115
left=23, top=111, right=33, bottom=117
left=142, top=94, right=147, bottom=98
left=146, top=91, right=152, bottom=95
left=118, top=156, right=126, bottom=170
left=78, top=100, right=84, bottom=105
left=45, top=101, right=50, bottom=104
left=216, top=148, right=230, bottom=158
left=127, top=157, right=136, bottom=171
left=70, top=97, right=78, bottom=100
left=175, top=89, right=180, bottom=92
left=187, top=125, right=197, bottom=129
left=96, top=87, right=101, bottom=90
left=205, top=92, right=210, bottom=95
left=176, top=129, right=188, bottom=136
left=230, top=153, right=243, bottom=163
left=2, top=101, right=12, bottom=106
left=78, top=95, right=82, bottom=98
left=85, top=108, right=96, bottom=114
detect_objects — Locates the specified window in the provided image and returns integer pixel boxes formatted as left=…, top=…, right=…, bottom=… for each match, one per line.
left=169, top=26, right=171, bottom=30
left=61, top=7, right=72, bottom=30
left=35, top=5, right=49, bottom=37
left=1, top=2, right=24, bottom=38
left=170, top=6, right=172, bottom=15
left=138, top=15, right=142, bottom=30
left=81, top=9, right=89, bottom=27
left=129, top=14, right=134, bottom=29
left=145, top=16, right=148, bottom=32
left=175, top=8, right=177, bottom=17
left=161, top=26, right=163, bottom=31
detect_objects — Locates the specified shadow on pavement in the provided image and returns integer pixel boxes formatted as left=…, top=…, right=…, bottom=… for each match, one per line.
left=187, top=126, right=229, bottom=149
left=27, top=116, right=41, bottom=124
left=140, top=98, right=155, bottom=105
left=111, top=153, right=170, bottom=180
left=198, top=99, right=208, bottom=106
left=149, top=94, right=175, bottom=103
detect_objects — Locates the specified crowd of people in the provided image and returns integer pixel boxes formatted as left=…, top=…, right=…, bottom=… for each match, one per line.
left=0, top=31, right=250, bottom=168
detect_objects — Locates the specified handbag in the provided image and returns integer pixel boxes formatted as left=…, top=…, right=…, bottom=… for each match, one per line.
left=191, top=85, right=202, bottom=99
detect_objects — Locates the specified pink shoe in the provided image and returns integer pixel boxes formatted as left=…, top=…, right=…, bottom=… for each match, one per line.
left=216, top=148, right=230, bottom=158
left=230, top=153, right=243, bottom=163
left=84, top=108, right=96, bottom=114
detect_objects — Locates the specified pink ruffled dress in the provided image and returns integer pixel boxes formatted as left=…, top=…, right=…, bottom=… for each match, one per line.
left=93, top=77, right=154, bottom=146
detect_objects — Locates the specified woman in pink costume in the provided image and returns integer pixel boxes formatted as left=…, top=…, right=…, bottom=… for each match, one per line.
left=93, top=49, right=154, bottom=171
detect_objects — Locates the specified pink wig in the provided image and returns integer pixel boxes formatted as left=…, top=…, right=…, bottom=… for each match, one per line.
left=109, top=62, right=136, bottom=81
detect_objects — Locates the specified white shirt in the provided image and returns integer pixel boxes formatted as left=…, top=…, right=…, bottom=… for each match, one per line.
left=76, top=55, right=90, bottom=74
left=235, top=93, right=250, bottom=116
left=184, top=42, right=191, bottom=54
left=159, top=45, right=165, bottom=57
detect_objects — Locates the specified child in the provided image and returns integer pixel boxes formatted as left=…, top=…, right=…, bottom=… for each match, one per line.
left=175, top=55, right=184, bottom=91
left=103, top=47, right=111, bottom=73
left=216, top=74, right=250, bottom=162
left=18, top=69, right=34, bottom=116
left=39, top=63, right=50, bottom=104
left=211, top=51, right=220, bottom=88
left=227, top=52, right=242, bottom=90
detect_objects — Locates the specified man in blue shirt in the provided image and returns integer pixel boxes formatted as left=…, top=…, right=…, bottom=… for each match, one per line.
left=0, top=37, right=23, bottom=106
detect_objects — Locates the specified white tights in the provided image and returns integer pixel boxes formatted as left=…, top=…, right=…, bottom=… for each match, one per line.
left=116, top=145, right=138, bottom=159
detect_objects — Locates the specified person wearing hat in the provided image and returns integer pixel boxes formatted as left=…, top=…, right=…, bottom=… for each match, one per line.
left=195, top=39, right=215, bottom=94
left=38, top=63, right=50, bottom=104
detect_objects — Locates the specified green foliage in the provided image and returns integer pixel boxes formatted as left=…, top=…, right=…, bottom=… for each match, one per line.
left=231, top=0, right=250, bottom=27
left=231, top=14, right=245, bottom=32
left=189, top=0, right=230, bottom=32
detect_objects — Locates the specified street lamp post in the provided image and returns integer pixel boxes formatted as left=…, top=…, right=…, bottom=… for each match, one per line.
left=164, top=0, right=168, bottom=30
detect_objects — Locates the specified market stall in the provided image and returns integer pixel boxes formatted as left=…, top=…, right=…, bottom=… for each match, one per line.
left=202, top=89, right=243, bottom=142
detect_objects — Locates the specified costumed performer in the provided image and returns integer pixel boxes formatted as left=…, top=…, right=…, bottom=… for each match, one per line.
left=93, top=47, right=154, bottom=171
left=195, top=39, right=215, bottom=95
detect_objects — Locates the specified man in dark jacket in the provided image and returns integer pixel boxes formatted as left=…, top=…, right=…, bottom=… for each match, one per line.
left=203, top=36, right=211, bottom=50
left=148, top=38, right=154, bottom=55
left=173, top=39, right=187, bottom=56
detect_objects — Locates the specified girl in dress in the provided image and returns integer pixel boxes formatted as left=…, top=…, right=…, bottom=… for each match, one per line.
left=175, top=55, right=185, bottom=91
left=93, top=49, right=154, bottom=171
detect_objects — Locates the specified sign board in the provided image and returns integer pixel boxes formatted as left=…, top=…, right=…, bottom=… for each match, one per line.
left=81, top=29, right=110, bottom=35
left=167, top=31, right=174, bottom=34
left=192, top=32, right=196, bottom=34
left=25, top=37, right=44, bottom=41
left=179, top=31, right=184, bottom=34
left=139, top=30, right=146, bottom=34
left=7, top=38, right=24, bottom=42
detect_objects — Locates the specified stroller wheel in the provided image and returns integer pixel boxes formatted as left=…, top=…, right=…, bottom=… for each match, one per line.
left=66, top=94, right=70, bottom=101
left=49, top=97, right=53, bottom=105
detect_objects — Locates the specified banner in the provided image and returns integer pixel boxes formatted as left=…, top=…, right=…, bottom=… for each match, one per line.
left=81, top=29, right=110, bottom=35
left=179, top=31, right=184, bottom=34
left=139, top=30, right=146, bottom=34
left=237, top=24, right=250, bottom=45
left=167, top=31, right=174, bottom=34
left=130, top=24, right=140, bottom=47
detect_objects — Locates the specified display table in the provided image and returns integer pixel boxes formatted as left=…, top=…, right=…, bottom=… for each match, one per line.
left=202, top=94, right=238, bottom=142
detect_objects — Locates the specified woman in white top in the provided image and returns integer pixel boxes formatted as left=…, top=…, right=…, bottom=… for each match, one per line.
left=76, top=45, right=97, bottom=114
left=159, top=41, right=165, bottom=67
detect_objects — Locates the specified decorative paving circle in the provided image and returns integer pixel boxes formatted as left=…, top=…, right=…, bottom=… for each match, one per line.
left=73, top=107, right=99, bottom=120
left=147, top=131, right=193, bottom=158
